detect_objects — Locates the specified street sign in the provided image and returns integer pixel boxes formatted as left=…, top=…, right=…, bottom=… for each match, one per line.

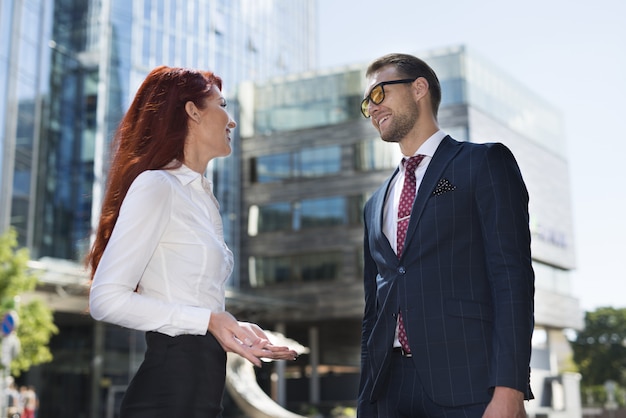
left=1, top=312, right=17, bottom=336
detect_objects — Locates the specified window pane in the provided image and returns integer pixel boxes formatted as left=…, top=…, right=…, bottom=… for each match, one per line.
left=298, top=252, right=341, bottom=282
left=300, top=197, right=345, bottom=228
left=297, top=145, right=341, bottom=178
left=254, top=153, right=291, bottom=183
left=347, top=195, right=366, bottom=225
left=249, top=252, right=342, bottom=287
left=257, top=202, right=291, bottom=233
left=252, top=256, right=292, bottom=287
left=355, top=139, right=401, bottom=171
left=252, top=145, right=343, bottom=183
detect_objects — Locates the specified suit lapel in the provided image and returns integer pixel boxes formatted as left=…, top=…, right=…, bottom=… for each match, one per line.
left=403, top=136, right=461, bottom=252
left=371, top=168, right=399, bottom=260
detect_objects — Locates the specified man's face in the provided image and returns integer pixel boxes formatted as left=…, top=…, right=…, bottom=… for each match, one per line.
left=364, top=66, right=419, bottom=144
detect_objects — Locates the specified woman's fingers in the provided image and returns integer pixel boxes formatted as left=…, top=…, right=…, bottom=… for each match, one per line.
left=208, top=312, right=262, bottom=366
left=254, top=344, right=298, bottom=361
left=208, top=313, right=299, bottom=366
left=230, top=340, right=264, bottom=367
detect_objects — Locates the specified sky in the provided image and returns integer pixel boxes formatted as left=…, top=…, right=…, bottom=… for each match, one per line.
left=317, top=0, right=626, bottom=312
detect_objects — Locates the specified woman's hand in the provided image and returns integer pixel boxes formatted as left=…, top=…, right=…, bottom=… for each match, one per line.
left=208, top=311, right=298, bottom=367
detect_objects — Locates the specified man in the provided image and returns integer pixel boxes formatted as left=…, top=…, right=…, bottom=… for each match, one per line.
left=358, top=53, right=534, bottom=417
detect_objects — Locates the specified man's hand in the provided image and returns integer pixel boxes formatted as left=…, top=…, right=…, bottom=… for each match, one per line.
left=208, top=311, right=298, bottom=367
left=483, top=386, right=526, bottom=418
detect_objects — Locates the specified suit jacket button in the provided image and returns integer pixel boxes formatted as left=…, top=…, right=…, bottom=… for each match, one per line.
left=398, top=266, right=406, bottom=274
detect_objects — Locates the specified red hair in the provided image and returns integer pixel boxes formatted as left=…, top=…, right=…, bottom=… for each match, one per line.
left=87, top=66, right=222, bottom=278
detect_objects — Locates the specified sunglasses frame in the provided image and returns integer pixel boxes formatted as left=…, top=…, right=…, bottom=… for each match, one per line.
left=360, top=78, right=417, bottom=118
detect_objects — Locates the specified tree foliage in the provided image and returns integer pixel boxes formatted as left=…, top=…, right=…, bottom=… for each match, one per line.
left=0, top=228, right=59, bottom=375
left=572, top=307, right=626, bottom=387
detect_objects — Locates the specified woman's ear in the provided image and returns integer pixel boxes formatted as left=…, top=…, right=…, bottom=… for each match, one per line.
left=185, top=101, right=200, bottom=123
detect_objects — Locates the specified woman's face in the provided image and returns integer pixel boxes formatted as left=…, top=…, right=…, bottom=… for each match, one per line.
left=187, top=85, right=237, bottom=161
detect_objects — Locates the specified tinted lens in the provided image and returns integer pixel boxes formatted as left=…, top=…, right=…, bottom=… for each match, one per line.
left=361, top=98, right=370, bottom=118
left=369, top=85, right=385, bottom=105
left=361, top=84, right=385, bottom=118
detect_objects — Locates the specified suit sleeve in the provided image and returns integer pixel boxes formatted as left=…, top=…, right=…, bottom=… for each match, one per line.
left=357, top=206, right=380, bottom=416
left=476, top=143, right=534, bottom=399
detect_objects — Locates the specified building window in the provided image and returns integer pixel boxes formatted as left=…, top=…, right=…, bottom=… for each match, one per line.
left=142, top=26, right=151, bottom=64
left=348, top=195, right=366, bottom=225
left=296, top=145, right=341, bottom=178
left=355, top=139, right=402, bottom=171
left=256, top=202, right=292, bottom=233
left=248, top=252, right=342, bottom=287
left=248, top=195, right=364, bottom=236
left=299, top=252, right=340, bottom=281
left=250, top=145, right=342, bottom=183
left=440, top=78, right=466, bottom=107
left=251, top=152, right=291, bottom=183
left=442, top=126, right=469, bottom=142
left=300, top=197, right=345, bottom=229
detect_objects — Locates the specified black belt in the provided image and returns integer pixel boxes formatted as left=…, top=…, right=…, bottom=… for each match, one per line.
left=393, top=347, right=413, bottom=357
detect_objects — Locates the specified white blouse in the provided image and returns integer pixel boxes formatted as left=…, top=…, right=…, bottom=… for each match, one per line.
left=89, top=164, right=234, bottom=337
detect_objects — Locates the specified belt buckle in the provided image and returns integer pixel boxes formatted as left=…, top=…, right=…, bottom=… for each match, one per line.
left=395, top=347, right=413, bottom=357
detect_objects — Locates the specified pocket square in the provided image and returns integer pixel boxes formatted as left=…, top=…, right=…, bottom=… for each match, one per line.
left=432, top=178, right=456, bottom=196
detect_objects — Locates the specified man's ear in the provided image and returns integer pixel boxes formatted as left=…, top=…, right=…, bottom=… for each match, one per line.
left=413, top=77, right=429, bottom=100
left=185, top=101, right=200, bottom=123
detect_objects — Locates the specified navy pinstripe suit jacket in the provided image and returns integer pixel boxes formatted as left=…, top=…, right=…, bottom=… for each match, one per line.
left=358, top=136, right=534, bottom=415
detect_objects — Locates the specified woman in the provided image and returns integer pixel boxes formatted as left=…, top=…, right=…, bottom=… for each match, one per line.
left=87, top=66, right=297, bottom=417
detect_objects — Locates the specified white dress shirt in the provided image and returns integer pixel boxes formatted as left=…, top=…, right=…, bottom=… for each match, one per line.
left=382, top=130, right=447, bottom=252
left=90, top=163, right=234, bottom=337
left=382, top=130, right=446, bottom=347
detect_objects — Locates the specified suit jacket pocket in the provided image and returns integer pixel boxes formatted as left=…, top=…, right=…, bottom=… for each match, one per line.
left=445, top=298, right=493, bottom=322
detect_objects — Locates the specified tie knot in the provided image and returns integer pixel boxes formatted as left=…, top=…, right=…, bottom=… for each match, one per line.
left=403, top=154, right=425, bottom=173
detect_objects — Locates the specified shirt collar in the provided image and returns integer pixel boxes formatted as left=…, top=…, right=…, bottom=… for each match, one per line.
left=399, top=130, right=447, bottom=170
left=405, top=130, right=446, bottom=160
left=168, top=162, right=213, bottom=193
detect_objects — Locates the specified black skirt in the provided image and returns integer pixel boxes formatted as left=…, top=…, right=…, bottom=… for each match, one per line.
left=120, top=331, right=226, bottom=418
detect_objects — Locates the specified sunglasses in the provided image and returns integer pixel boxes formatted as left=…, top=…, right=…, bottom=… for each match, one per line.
left=360, top=78, right=417, bottom=118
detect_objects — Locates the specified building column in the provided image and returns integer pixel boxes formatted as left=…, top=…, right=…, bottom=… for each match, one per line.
left=90, top=320, right=105, bottom=418
left=0, top=0, right=23, bottom=233
left=275, top=322, right=287, bottom=406
left=309, top=326, right=320, bottom=404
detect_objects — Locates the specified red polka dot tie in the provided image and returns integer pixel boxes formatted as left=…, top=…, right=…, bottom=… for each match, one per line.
left=397, top=154, right=425, bottom=354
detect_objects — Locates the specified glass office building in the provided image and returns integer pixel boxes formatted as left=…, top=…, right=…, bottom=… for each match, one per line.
left=0, top=1, right=316, bottom=417
left=1, top=0, right=315, bottom=260
left=239, top=45, right=583, bottom=416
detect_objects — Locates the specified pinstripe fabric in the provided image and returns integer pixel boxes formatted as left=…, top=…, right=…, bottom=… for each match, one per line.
left=358, top=136, right=534, bottom=417
left=377, top=355, right=488, bottom=417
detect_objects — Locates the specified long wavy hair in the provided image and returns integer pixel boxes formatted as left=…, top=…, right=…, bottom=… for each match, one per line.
left=86, top=66, right=222, bottom=278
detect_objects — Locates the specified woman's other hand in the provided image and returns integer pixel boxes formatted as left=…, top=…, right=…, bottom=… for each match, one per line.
left=208, top=311, right=298, bottom=366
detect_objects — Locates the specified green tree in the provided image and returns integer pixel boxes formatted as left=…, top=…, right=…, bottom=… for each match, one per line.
left=572, top=307, right=626, bottom=387
left=0, top=228, right=58, bottom=375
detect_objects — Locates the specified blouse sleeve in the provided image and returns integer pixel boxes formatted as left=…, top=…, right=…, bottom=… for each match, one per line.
left=89, top=171, right=212, bottom=336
